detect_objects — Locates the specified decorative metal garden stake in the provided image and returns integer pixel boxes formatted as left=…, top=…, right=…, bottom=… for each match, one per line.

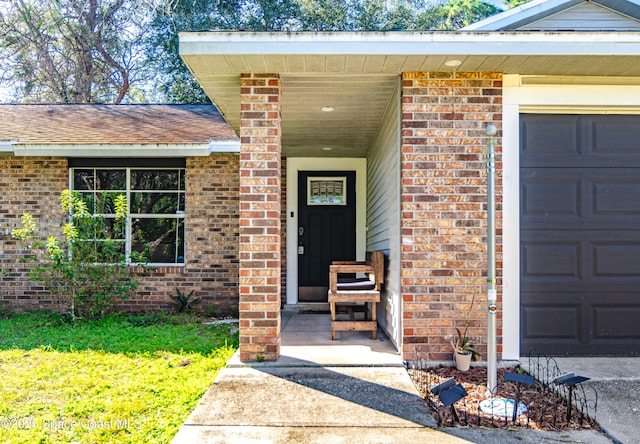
left=431, top=377, right=468, bottom=424
left=485, top=124, right=498, bottom=394
left=504, top=372, right=535, bottom=421
left=554, top=373, right=591, bottom=422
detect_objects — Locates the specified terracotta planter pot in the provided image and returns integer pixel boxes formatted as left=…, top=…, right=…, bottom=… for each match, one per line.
left=455, top=350, right=472, bottom=371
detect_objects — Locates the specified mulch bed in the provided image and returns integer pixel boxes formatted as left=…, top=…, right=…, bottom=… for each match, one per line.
left=408, top=365, right=600, bottom=431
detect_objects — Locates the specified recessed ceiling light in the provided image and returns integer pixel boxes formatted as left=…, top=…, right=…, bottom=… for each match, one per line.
left=321, top=106, right=335, bottom=112
left=322, top=147, right=333, bottom=151
left=445, top=59, right=462, bottom=67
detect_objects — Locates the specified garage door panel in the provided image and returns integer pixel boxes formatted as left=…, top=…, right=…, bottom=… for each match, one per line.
left=521, top=240, right=581, bottom=279
left=521, top=300, right=581, bottom=340
left=522, top=114, right=640, bottom=167
left=522, top=168, right=640, bottom=229
left=520, top=115, right=580, bottom=162
left=521, top=174, right=580, bottom=219
left=522, top=231, right=640, bottom=292
left=520, top=114, right=640, bottom=356
left=593, top=243, right=640, bottom=277
left=591, top=116, right=640, bottom=158
left=522, top=293, right=640, bottom=356
left=592, top=177, right=640, bottom=217
left=593, top=304, right=640, bottom=340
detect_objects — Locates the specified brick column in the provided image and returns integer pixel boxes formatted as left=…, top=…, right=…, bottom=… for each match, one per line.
left=400, top=72, right=502, bottom=362
left=238, top=73, right=282, bottom=362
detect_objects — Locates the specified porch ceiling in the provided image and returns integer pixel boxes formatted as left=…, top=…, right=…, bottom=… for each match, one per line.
left=179, top=31, right=640, bottom=158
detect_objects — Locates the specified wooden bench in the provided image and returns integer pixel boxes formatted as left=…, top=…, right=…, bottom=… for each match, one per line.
left=328, top=250, right=384, bottom=340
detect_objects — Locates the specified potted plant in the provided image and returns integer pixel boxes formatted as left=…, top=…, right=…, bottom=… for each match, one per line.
left=451, top=294, right=481, bottom=371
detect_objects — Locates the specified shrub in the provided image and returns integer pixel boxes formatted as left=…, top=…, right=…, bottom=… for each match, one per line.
left=12, top=190, right=147, bottom=319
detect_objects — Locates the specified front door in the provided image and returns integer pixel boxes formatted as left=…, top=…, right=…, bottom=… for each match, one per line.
left=298, top=171, right=356, bottom=302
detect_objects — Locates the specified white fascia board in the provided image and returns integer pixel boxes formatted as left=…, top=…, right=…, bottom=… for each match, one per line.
left=179, top=31, right=640, bottom=57
left=208, top=139, right=240, bottom=154
left=0, top=140, right=13, bottom=154
left=12, top=144, right=221, bottom=157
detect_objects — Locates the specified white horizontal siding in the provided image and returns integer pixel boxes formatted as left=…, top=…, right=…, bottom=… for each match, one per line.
left=521, top=2, right=640, bottom=30
left=367, top=79, right=402, bottom=349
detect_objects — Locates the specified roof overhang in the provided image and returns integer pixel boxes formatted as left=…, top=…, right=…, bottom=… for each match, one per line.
left=6, top=140, right=240, bottom=157
left=0, top=140, right=13, bottom=156
left=180, top=30, right=640, bottom=57
left=179, top=31, right=640, bottom=157
left=464, top=0, right=640, bottom=30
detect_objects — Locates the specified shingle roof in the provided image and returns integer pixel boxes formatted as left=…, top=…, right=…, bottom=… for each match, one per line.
left=0, top=104, right=238, bottom=145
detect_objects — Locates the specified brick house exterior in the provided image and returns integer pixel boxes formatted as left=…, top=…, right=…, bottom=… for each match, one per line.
left=1, top=105, right=242, bottom=315
left=3, top=0, right=640, bottom=362
left=399, top=72, right=503, bottom=361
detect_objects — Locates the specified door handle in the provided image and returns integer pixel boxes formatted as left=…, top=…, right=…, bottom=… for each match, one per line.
left=299, top=226, right=304, bottom=236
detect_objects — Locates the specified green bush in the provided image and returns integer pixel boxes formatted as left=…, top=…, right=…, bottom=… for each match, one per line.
left=12, top=190, right=147, bottom=319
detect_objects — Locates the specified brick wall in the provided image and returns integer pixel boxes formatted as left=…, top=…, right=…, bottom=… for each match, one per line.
left=123, top=155, right=240, bottom=313
left=0, top=155, right=240, bottom=314
left=0, top=157, right=68, bottom=311
left=238, top=73, right=282, bottom=362
left=400, top=72, right=503, bottom=361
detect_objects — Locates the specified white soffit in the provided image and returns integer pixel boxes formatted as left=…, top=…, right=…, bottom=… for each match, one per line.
left=179, top=30, right=640, bottom=157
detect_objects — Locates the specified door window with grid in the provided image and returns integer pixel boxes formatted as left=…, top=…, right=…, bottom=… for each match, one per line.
left=71, top=166, right=185, bottom=265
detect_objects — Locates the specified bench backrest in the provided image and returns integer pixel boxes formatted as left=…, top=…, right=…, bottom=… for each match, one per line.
left=329, top=250, right=385, bottom=292
left=366, top=250, right=384, bottom=291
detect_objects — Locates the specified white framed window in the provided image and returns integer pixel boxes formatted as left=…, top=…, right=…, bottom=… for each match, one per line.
left=70, top=160, right=186, bottom=265
left=307, top=176, right=347, bottom=205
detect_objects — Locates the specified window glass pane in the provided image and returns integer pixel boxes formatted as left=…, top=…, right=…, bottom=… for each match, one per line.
left=75, top=216, right=125, bottom=241
left=96, top=169, right=126, bottom=190
left=94, top=192, right=122, bottom=215
left=73, top=169, right=94, bottom=190
left=130, top=192, right=181, bottom=214
left=76, top=191, right=96, bottom=213
left=132, top=218, right=184, bottom=263
left=73, top=217, right=126, bottom=263
left=131, top=170, right=182, bottom=191
left=307, top=177, right=346, bottom=205
left=73, top=239, right=126, bottom=263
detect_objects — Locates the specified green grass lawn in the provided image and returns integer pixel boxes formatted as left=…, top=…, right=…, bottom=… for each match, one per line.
left=0, top=312, right=238, bottom=443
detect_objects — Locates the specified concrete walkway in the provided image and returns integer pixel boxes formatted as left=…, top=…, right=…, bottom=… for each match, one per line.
left=172, top=310, right=636, bottom=444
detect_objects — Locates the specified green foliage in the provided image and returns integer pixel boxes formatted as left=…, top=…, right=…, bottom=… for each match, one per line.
left=146, top=0, right=502, bottom=103
left=505, top=0, right=532, bottom=7
left=451, top=293, right=481, bottom=360
left=454, top=327, right=481, bottom=359
left=0, top=312, right=238, bottom=443
left=170, top=289, right=201, bottom=313
left=204, top=303, right=240, bottom=319
left=12, top=190, right=146, bottom=320
left=415, top=0, right=501, bottom=30
left=0, top=304, right=14, bottom=320
left=0, top=0, right=150, bottom=104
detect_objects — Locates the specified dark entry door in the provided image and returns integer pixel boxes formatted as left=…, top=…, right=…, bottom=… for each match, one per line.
left=520, top=114, right=640, bottom=356
left=298, top=171, right=356, bottom=302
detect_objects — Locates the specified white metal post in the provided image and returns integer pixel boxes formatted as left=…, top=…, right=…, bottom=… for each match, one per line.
left=485, top=124, right=498, bottom=394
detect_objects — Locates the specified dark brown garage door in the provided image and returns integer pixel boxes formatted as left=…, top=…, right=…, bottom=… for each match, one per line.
left=520, top=114, right=640, bottom=356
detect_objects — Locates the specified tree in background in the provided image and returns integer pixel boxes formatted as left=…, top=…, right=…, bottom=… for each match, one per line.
left=1, top=0, right=504, bottom=104
left=0, top=0, right=150, bottom=103
left=146, top=0, right=500, bottom=103
left=505, top=0, right=532, bottom=7
left=416, top=0, right=501, bottom=30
